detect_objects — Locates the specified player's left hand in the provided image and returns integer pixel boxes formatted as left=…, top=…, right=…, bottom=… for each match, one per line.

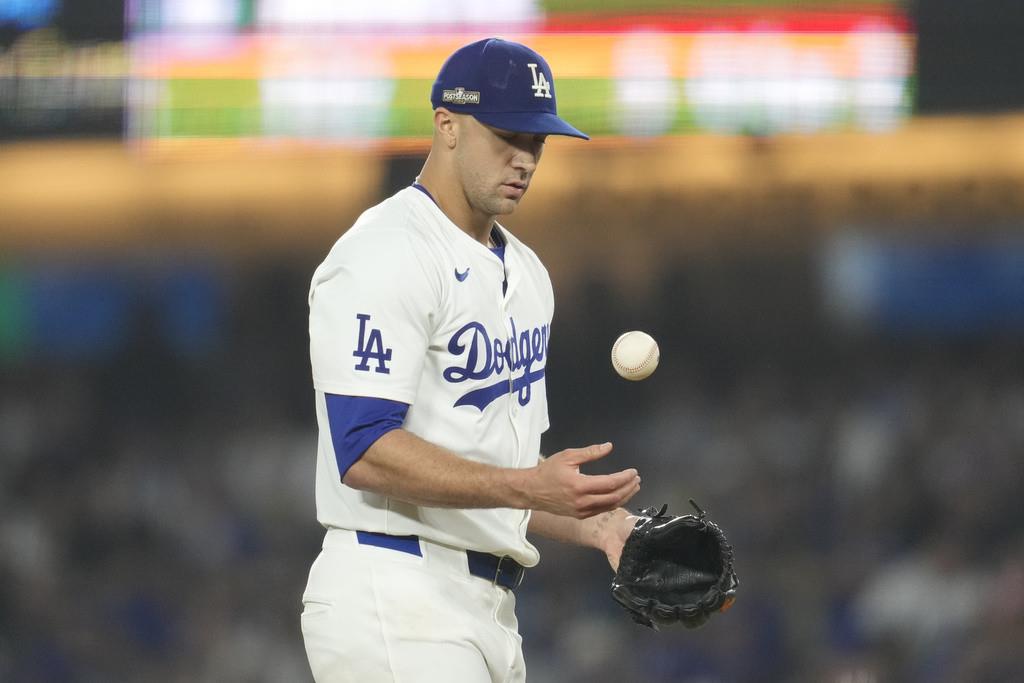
left=611, top=501, right=739, bottom=630
left=593, top=508, right=640, bottom=572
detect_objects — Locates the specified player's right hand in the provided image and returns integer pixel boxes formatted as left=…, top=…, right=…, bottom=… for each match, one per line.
left=526, top=443, right=641, bottom=519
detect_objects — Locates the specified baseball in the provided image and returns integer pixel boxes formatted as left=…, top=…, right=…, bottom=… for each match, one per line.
left=611, top=331, right=660, bottom=381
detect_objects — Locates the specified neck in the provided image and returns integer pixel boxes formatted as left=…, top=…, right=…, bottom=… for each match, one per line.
left=417, top=155, right=495, bottom=246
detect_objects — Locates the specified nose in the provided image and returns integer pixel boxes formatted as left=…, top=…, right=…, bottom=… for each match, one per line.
left=512, top=148, right=538, bottom=176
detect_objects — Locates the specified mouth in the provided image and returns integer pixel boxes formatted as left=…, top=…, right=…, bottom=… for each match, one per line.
left=500, top=181, right=528, bottom=199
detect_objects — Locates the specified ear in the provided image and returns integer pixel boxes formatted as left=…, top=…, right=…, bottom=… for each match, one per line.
left=434, top=108, right=458, bottom=149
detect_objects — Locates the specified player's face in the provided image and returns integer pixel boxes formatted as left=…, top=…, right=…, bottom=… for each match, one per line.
left=455, top=115, right=546, bottom=217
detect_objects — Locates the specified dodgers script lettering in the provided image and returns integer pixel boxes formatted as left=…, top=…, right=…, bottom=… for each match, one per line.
left=443, top=318, right=550, bottom=411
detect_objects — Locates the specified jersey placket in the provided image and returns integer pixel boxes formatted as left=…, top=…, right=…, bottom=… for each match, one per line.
left=500, top=252, right=527, bottom=468
left=498, top=250, right=535, bottom=550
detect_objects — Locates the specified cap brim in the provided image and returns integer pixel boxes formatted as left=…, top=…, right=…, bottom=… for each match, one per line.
left=471, top=111, right=589, bottom=140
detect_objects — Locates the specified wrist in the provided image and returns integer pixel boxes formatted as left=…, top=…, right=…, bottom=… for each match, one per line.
left=588, top=507, right=627, bottom=552
left=500, top=465, right=536, bottom=510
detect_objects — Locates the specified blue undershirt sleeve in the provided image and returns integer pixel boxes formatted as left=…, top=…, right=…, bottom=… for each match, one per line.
left=325, top=393, right=410, bottom=481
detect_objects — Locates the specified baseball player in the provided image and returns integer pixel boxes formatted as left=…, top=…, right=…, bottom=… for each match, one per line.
left=302, top=38, right=641, bottom=682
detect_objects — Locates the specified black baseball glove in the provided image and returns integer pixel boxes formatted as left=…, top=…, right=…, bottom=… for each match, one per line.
left=611, top=500, right=738, bottom=630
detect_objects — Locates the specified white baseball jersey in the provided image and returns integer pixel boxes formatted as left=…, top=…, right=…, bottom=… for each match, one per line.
left=308, top=186, right=553, bottom=567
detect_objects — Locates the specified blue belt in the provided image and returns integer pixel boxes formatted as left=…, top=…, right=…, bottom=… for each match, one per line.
left=356, top=531, right=526, bottom=590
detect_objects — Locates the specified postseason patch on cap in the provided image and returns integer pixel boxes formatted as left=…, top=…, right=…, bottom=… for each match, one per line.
left=442, top=87, right=481, bottom=105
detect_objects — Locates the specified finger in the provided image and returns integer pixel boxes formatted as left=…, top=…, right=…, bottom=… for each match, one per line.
left=619, top=479, right=641, bottom=507
left=611, top=476, right=642, bottom=507
left=576, top=468, right=638, bottom=494
left=560, top=442, right=613, bottom=466
left=579, top=476, right=641, bottom=516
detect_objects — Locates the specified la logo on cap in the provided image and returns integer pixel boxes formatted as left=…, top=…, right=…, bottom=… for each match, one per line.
left=527, top=64, right=552, bottom=99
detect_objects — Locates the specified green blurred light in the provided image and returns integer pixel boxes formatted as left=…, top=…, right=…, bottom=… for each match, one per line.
left=165, top=79, right=262, bottom=137
left=0, top=269, right=29, bottom=362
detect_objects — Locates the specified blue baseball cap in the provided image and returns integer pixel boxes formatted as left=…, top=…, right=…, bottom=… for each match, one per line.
left=430, top=38, right=589, bottom=140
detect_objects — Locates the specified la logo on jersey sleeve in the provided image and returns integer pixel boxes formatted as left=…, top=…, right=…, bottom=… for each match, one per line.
left=352, top=314, right=392, bottom=374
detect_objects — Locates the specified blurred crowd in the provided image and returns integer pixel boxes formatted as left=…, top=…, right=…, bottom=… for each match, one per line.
left=1, top=251, right=1022, bottom=682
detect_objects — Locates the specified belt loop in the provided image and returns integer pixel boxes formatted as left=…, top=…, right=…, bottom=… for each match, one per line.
left=494, top=555, right=525, bottom=589
left=492, top=556, right=505, bottom=585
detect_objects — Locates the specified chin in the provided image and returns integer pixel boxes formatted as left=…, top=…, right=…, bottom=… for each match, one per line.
left=492, top=198, right=521, bottom=215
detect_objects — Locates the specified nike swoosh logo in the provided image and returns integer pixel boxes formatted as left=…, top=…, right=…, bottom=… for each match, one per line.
left=455, top=267, right=470, bottom=282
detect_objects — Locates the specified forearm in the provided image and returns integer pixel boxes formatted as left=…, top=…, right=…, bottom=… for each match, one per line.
left=528, top=507, right=631, bottom=551
left=345, top=431, right=639, bottom=519
left=344, top=428, right=533, bottom=509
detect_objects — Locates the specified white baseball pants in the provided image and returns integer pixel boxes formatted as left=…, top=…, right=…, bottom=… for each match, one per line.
left=301, top=528, right=526, bottom=683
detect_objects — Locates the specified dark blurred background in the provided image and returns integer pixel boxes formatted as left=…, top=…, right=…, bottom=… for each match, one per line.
left=2, top=1, right=1024, bottom=682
